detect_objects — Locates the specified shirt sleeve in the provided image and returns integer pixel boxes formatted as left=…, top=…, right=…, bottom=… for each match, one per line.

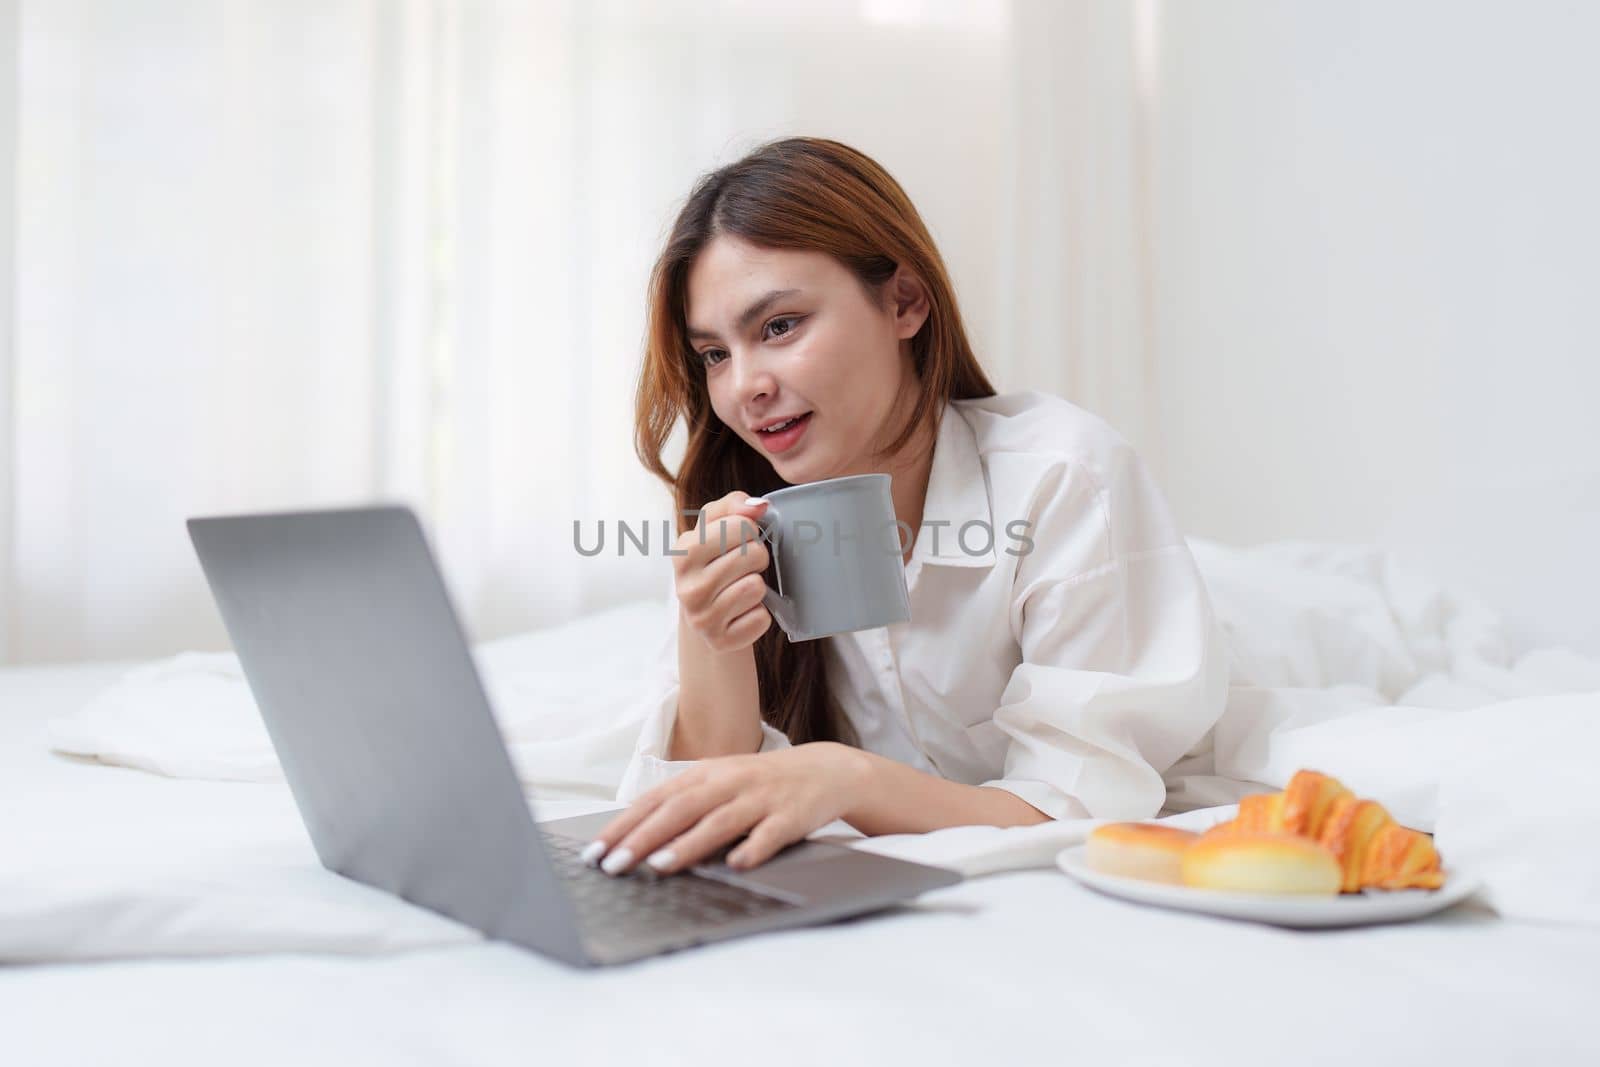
left=614, top=576, right=792, bottom=805
left=978, top=445, right=1231, bottom=822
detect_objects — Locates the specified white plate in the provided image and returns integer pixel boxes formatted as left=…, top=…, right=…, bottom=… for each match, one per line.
left=1056, top=845, right=1482, bottom=928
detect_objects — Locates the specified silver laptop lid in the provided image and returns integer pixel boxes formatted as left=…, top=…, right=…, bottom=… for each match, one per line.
left=187, top=505, right=586, bottom=964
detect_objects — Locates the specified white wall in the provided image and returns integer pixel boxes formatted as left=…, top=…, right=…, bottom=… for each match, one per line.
left=0, top=0, right=13, bottom=664
left=0, top=1, right=1022, bottom=665
left=1150, top=0, right=1600, bottom=654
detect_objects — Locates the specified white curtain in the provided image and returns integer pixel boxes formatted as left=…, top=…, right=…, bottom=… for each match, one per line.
left=0, top=0, right=1154, bottom=665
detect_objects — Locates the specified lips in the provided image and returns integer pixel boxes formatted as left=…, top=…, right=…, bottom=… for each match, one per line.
left=752, top=411, right=812, bottom=455
left=753, top=412, right=811, bottom=434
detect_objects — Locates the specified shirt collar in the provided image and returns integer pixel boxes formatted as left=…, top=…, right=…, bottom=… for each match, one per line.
left=911, top=401, right=996, bottom=569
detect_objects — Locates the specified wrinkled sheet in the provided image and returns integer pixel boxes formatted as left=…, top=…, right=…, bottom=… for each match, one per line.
left=1, top=669, right=1597, bottom=1066
left=14, top=538, right=1600, bottom=966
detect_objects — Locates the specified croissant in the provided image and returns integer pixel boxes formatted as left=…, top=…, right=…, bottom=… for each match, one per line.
left=1235, top=791, right=1285, bottom=834
left=1281, top=770, right=1352, bottom=838
left=1106, top=770, right=1448, bottom=895
left=1360, top=822, right=1446, bottom=890
left=1241, top=771, right=1444, bottom=893
left=1316, top=795, right=1393, bottom=892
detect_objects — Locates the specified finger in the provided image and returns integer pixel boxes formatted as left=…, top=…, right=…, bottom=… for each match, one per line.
left=584, top=784, right=683, bottom=867
left=602, top=782, right=736, bottom=876
left=706, top=490, right=769, bottom=523
left=586, top=763, right=719, bottom=854
left=676, top=517, right=763, bottom=576
left=638, top=796, right=767, bottom=875
left=692, top=575, right=771, bottom=652
left=722, top=601, right=773, bottom=646
left=726, top=814, right=806, bottom=870
left=692, top=492, right=767, bottom=540
left=676, top=532, right=768, bottom=627
left=681, top=499, right=769, bottom=568
left=705, top=571, right=768, bottom=627
left=702, top=514, right=769, bottom=569
left=692, top=535, right=770, bottom=599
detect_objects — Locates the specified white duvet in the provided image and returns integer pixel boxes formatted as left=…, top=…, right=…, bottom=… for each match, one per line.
left=16, top=537, right=1600, bottom=963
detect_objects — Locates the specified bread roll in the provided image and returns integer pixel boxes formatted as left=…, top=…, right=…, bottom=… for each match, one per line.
left=1086, top=823, right=1200, bottom=885
left=1181, top=832, right=1342, bottom=896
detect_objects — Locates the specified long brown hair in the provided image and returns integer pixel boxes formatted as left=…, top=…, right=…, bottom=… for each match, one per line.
left=634, top=136, right=996, bottom=747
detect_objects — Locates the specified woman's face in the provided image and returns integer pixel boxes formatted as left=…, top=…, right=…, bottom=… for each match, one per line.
left=685, top=235, right=928, bottom=486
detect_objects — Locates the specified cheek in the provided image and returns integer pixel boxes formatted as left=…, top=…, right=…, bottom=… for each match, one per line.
left=705, top=380, right=738, bottom=430
left=789, top=324, right=858, bottom=392
left=809, top=325, right=899, bottom=407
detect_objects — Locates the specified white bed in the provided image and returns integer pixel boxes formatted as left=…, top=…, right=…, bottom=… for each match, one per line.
left=5, top=540, right=1600, bottom=1065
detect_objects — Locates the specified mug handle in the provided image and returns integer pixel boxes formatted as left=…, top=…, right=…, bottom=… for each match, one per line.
left=754, top=505, right=801, bottom=638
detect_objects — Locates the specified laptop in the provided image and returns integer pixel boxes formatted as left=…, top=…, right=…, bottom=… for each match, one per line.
left=186, top=504, right=961, bottom=967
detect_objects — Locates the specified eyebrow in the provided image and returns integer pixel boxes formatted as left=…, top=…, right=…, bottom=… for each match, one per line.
left=686, top=288, right=802, bottom=342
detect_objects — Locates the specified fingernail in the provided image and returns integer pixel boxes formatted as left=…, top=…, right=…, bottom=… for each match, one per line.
left=744, top=497, right=768, bottom=507
left=645, top=848, right=677, bottom=872
left=600, top=846, right=635, bottom=876
left=726, top=848, right=748, bottom=868
left=580, top=840, right=607, bottom=867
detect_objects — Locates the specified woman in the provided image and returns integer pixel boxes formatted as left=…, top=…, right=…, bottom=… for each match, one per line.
left=583, top=137, right=1228, bottom=877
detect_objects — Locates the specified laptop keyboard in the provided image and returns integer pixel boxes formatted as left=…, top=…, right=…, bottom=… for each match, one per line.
left=541, top=832, right=800, bottom=943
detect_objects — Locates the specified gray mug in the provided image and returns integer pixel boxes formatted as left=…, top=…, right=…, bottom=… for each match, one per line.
left=755, top=473, right=912, bottom=642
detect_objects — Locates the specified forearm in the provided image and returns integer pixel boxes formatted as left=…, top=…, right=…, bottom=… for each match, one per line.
left=669, top=608, right=763, bottom=760
left=838, top=746, right=1054, bottom=835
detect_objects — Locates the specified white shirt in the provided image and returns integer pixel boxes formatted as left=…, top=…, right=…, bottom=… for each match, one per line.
left=616, top=390, right=1231, bottom=822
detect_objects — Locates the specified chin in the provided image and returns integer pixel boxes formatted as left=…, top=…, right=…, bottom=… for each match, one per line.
left=769, top=460, right=803, bottom=485
left=770, top=456, right=826, bottom=486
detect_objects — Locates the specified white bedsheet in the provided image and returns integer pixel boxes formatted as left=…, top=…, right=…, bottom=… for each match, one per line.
left=0, top=647, right=1230, bottom=963
left=5, top=552, right=1600, bottom=1065
left=35, top=538, right=1600, bottom=933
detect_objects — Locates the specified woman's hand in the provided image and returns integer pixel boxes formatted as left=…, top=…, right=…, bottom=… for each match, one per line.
left=674, top=491, right=775, bottom=654
left=583, top=742, right=869, bottom=876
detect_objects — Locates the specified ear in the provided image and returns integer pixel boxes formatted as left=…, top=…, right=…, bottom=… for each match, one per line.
left=885, top=265, right=931, bottom=341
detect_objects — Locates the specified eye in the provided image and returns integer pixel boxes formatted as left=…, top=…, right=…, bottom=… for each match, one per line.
left=697, top=315, right=802, bottom=369
left=763, top=315, right=803, bottom=340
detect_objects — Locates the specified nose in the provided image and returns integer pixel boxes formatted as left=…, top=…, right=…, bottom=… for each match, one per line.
left=729, top=347, right=778, bottom=407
